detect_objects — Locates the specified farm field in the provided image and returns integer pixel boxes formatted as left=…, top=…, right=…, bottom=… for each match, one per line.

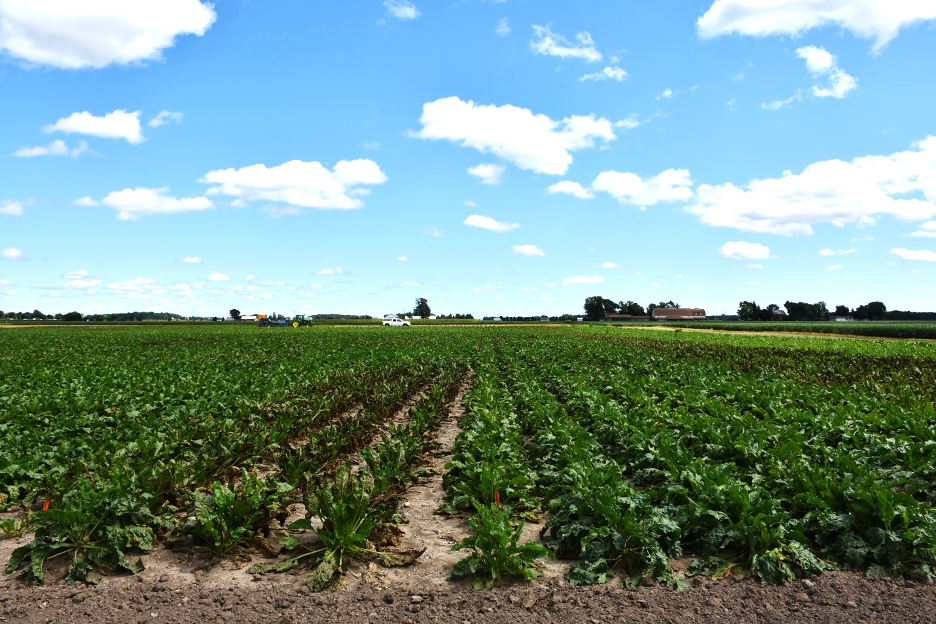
left=2, top=324, right=936, bottom=621
left=651, top=320, right=936, bottom=340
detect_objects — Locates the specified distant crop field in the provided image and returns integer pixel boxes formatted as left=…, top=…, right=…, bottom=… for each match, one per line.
left=640, top=320, right=936, bottom=340
left=1, top=325, right=935, bottom=589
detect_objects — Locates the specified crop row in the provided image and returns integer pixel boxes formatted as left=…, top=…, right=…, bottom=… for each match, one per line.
left=659, top=320, right=936, bottom=340
left=481, top=330, right=936, bottom=585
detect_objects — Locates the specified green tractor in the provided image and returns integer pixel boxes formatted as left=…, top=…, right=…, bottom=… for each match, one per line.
left=290, top=314, right=313, bottom=328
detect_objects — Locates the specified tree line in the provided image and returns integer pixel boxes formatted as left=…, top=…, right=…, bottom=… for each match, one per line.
left=1, top=310, right=184, bottom=322
left=737, top=301, right=935, bottom=321
left=583, top=297, right=682, bottom=321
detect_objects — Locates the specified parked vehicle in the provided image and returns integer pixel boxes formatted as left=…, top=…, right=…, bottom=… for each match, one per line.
left=382, top=318, right=411, bottom=327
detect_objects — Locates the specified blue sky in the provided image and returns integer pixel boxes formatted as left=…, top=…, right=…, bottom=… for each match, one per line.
left=1, top=0, right=935, bottom=318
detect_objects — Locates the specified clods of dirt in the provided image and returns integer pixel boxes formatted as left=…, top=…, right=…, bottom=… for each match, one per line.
left=2, top=569, right=935, bottom=623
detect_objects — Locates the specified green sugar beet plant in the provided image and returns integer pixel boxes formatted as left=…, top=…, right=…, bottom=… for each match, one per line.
left=191, top=468, right=293, bottom=556
left=449, top=501, right=552, bottom=589
left=4, top=479, right=152, bottom=584
left=290, top=464, right=384, bottom=590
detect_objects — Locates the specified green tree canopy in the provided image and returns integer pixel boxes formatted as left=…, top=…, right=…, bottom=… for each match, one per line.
left=414, top=298, right=431, bottom=319
left=867, top=301, right=886, bottom=321
left=583, top=296, right=617, bottom=320
left=617, top=300, right=646, bottom=316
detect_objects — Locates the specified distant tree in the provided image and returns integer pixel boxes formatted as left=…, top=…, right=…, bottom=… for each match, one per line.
left=617, top=300, right=646, bottom=316
left=414, top=297, right=431, bottom=319
left=853, top=304, right=868, bottom=320
left=834, top=304, right=850, bottom=316
left=867, top=301, right=886, bottom=321
left=229, top=308, right=241, bottom=320
left=584, top=296, right=617, bottom=320
left=784, top=301, right=827, bottom=321
left=63, top=311, right=83, bottom=321
left=738, top=301, right=759, bottom=321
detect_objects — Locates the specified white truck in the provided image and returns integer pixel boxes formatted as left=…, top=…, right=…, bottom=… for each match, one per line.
left=382, top=318, right=411, bottom=327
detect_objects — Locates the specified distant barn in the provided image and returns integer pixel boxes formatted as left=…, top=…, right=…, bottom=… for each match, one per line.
left=651, top=308, right=706, bottom=321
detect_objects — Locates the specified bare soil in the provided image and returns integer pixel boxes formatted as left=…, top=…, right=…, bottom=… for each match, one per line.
left=3, top=381, right=935, bottom=622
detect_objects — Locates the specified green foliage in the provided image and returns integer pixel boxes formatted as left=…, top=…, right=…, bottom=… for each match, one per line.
left=296, top=463, right=377, bottom=590
left=450, top=502, right=552, bottom=588
left=191, top=469, right=293, bottom=556
left=4, top=480, right=151, bottom=584
left=441, top=380, right=538, bottom=514
left=541, top=462, right=683, bottom=589
left=0, top=517, right=30, bottom=539
left=413, top=297, right=431, bottom=319
left=2, top=324, right=935, bottom=589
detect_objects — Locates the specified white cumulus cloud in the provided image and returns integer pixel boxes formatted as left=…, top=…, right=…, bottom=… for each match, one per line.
left=2, top=247, right=23, bottom=261
left=181, top=256, right=202, bottom=264
left=412, top=97, right=616, bottom=176
left=43, top=110, right=145, bottom=144
left=0, top=0, right=216, bottom=69
left=384, top=1, right=419, bottom=20
left=468, top=163, right=506, bottom=185
left=495, top=18, right=510, bottom=36
left=796, top=46, right=857, bottom=99
left=315, top=267, right=346, bottom=276
left=827, top=264, right=843, bottom=271
left=81, top=187, right=213, bottom=220
left=592, top=169, right=694, bottom=205
left=0, top=200, right=24, bottom=216
left=910, top=220, right=936, bottom=237
left=580, top=67, right=627, bottom=82
left=530, top=24, right=601, bottom=62
left=513, top=244, right=545, bottom=256
left=547, top=181, right=595, bottom=199
left=891, top=248, right=936, bottom=262
left=200, top=159, right=388, bottom=210
left=689, top=136, right=936, bottom=235
left=818, top=248, right=856, bottom=256
left=14, top=139, right=89, bottom=157
left=397, top=256, right=408, bottom=262
left=465, top=214, right=519, bottom=233
left=697, top=0, right=936, bottom=54
left=718, top=241, right=772, bottom=260
left=563, top=275, right=603, bottom=285
left=208, top=273, right=230, bottom=281
left=595, top=262, right=620, bottom=268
